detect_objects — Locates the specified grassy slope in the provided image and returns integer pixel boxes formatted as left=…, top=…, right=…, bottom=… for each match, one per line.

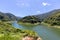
left=43, top=13, right=60, bottom=28
left=18, top=22, right=40, bottom=27
left=41, top=22, right=60, bottom=28
left=0, top=21, right=37, bottom=40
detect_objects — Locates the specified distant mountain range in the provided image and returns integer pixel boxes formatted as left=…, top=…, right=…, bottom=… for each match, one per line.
left=19, top=9, right=60, bottom=25
left=34, top=9, right=60, bottom=21
left=0, top=12, right=21, bottom=21
left=0, top=9, right=60, bottom=26
left=43, top=10, right=60, bottom=26
left=20, top=9, right=60, bottom=22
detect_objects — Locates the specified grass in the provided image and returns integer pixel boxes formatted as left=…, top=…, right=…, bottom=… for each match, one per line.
left=0, top=31, right=37, bottom=40
left=0, top=21, right=38, bottom=40
left=18, top=22, right=40, bottom=27
left=0, top=34, right=20, bottom=40
left=41, top=22, right=60, bottom=28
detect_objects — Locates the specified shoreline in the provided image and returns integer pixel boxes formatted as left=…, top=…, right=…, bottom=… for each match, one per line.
left=18, top=22, right=40, bottom=26
left=18, top=22, right=60, bottom=29
left=41, top=22, right=60, bottom=29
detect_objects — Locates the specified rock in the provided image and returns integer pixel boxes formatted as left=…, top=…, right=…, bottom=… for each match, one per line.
left=37, top=37, right=42, bottom=40
left=22, top=36, right=34, bottom=40
left=22, top=35, right=42, bottom=40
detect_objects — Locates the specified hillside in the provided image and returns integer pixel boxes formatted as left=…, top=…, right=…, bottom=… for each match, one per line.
left=0, top=21, right=37, bottom=40
left=18, top=16, right=41, bottom=24
left=0, top=12, right=20, bottom=21
left=33, top=9, right=60, bottom=26
left=44, top=12, right=60, bottom=26
left=5, top=13, right=17, bottom=21
left=34, top=9, right=60, bottom=21
left=18, top=9, right=60, bottom=26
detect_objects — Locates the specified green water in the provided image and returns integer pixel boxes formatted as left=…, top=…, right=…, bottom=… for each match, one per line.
left=12, top=22, right=60, bottom=40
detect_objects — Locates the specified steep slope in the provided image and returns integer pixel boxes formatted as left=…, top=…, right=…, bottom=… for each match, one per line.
left=0, top=12, right=9, bottom=20
left=0, top=21, right=37, bottom=40
left=18, top=9, right=60, bottom=25
left=34, top=9, right=60, bottom=21
left=0, top=12, right=20, bottom=21
left=44, top=11, right=60, bottom=26
left=5, top=13, right=17, bottom=21
left=18, top=16, right=41, bottom=24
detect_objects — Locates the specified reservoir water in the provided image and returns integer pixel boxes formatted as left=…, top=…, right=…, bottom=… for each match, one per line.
left=12, top=22, right=60, bottom=40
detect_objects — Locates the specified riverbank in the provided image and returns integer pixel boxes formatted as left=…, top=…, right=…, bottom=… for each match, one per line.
left=0, top=21, right=41, bottom=40
left=18, top=22, right=60, bottom=29
left=13, top=21, right=60, bottom=40
left=41, top=22, right=60, bottom=28
left=18, top=22, right=40, bottom=27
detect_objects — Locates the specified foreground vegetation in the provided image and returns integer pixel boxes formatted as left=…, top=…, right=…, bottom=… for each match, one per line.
left=0, top=21, right=38, bottom=40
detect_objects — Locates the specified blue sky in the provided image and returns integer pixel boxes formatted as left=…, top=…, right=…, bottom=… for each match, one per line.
left=0, top=0, right=60, bottom=17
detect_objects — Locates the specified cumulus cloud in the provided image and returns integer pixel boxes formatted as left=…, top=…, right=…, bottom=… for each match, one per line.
left=42, top=2, right=51, bottom=6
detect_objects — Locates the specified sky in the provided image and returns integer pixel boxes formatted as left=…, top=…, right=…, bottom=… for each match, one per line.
left=0, top=0, right=60, bottom=17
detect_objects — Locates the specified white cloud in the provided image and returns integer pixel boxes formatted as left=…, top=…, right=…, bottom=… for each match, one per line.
left=42, top=2, right=51, bottom=6
left=16, top=0, right=30, bottom=7
left=21, top=3, right=25, bottom=6
left=16, top=3, right=30, bottom=7
left=36, top=11, right=40, bottom=13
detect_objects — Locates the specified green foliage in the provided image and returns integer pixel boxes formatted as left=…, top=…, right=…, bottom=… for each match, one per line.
left=0, top=21, right=37, bottom=40
left=18, top=16, right=41, bottom=24
left=0, top=12, right=19, bottom=21
left=44, top=12, right=60, bottom=26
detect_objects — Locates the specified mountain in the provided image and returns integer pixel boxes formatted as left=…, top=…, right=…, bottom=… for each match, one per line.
left=0, top=12, right=9, bottom=20
left=18, top=9, right=60, bottom=25
left=0, top=12, right=21, bottom=21
left=33, top=9, right=60, bottom=26
left=5, top=13, right=17, bottom=21
left=44, top=11, right=60, bottom=26
left=34, top=9, right=60, bottom=21
left=18, top=16, right=41, bottom=24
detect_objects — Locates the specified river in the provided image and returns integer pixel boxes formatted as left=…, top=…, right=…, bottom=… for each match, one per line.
left=12, top=22, right=60, bottom=40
